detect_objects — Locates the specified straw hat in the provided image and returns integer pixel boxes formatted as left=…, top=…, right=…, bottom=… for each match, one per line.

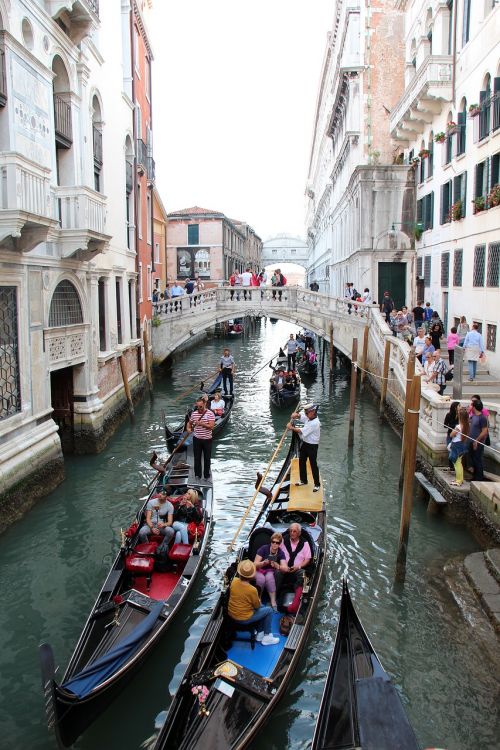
left=237, top=559, right=256, bottom=580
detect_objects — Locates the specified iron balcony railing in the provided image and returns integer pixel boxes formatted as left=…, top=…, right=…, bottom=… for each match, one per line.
left=53, top=94, right=72, bottom=148
left=136, top=138, right=155, bottom=181
left=0, top=50, right=7, bottom=107
left=93, top=126, right=103, bottom=167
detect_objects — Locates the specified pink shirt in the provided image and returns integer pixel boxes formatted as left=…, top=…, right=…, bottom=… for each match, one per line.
left=280, top=539, right=312, bottom=568
left=447, top=332, right=459, bottom=350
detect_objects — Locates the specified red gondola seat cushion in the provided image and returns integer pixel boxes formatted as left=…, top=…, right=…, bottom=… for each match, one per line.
left=133, top=542, right=158, bottom=556
left=168, top=543, right=191, bottom=562
left=125, top=555, right=155, bottom=574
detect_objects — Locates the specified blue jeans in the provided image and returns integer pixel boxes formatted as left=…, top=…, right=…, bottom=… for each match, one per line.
left=172, top=521, right=188, bottom=544
left=234, top=606, right=273, bottom=635
left=468, top=359, right=477, bottom=379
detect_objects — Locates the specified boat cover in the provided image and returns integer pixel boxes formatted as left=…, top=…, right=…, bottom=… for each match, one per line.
left=288, top=457, right=323, bottom=511
left=61, top=600, right=164, bottom=698
left=356, top=678, right=420, bottom=750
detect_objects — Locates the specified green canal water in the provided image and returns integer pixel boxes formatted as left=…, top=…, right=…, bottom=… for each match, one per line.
left=0, top=319, right=498, bottom=750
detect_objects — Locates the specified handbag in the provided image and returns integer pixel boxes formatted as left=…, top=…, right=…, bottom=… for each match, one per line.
left=279, top=614, right=294, bottom=636
left=445, top=369, right=453, bottom=381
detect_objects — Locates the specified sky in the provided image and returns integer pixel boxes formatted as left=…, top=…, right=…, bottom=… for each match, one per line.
left=150, top=0, right=333, bottom=241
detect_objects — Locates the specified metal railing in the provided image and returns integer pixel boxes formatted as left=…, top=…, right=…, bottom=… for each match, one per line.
left=53, top=95, right=72, bottom=147
left=136, top=138, right=155, bottom=180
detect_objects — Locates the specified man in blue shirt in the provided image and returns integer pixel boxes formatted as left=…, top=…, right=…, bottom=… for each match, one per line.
left=170, top=282, right=184, bottom=311
left=462, top=323, right=485, bottom=381
left=469, top=399, right=489, bottom=480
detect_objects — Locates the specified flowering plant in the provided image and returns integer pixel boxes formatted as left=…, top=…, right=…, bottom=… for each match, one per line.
left=191, top=685, right=210, bottom=716
left=435, top=132, right=445, bottom=143
left=468, top=103, right=481, bottom=117
left=473, top=196, right=486, bottom=214
left=446, top=120, right=457, bottom=132
left=488, top=183, right=500, bottom=207
left=418, top=148, right=430, bottom=159
left=451, top=199, right=463, bottom=221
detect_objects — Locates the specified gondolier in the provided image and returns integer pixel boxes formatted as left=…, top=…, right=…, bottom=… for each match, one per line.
left=220, top=348, right=235, bottom=396
left=188, top=398, right=215, bottom=480
left=285, top=334, right=299, bottom=371
left=287, top=403, right=321, bottom=492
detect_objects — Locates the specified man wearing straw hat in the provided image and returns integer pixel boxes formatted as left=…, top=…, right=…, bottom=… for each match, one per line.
left=228, top=560, right=280, bottom=646
left=287, top=403, right=321, bottom=492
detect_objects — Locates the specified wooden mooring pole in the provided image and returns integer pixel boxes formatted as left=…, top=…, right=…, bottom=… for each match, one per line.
left=118, top=354, right=135, bottom=421
left=395, top=374, right=421, bottom=584
left=329, top=323, right=334, bottom=372
left=321, top=335, right=326, bottom=374
left=360, top=325, right=369, bottom=392
left=143, top=328, right=154, bottom=398
left=398, top=347, right=416, bottom=488
left=379, top=339, right=391, bottom=418
left=348, top=337, right=358, bottom=447
left=453, top=345, right=464, bottom=399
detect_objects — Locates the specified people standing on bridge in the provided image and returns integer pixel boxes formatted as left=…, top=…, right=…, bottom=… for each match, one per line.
left=309, top=281, right=319, bottom=292
left=287, top=403, right=321, bottom=492
left=285, top=334, right=299, bottom=370
left=380, top=291, right=394, bottom=324
left=241, top=267, right=253, bottom=300
left=188, top=398, right=215, bottom=480
left=171, top=281, right=185, bottom=311
left=468, top=399, right=489, bottom=481
left=220, top=348, right=235, bottom=396
left=463, top=323, right=485, bottom=382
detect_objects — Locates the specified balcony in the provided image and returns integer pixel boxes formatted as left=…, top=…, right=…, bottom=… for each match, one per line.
left=136, top=138, right=155, bottom=181
left=52, top=185, right=110, bottom=260
left=0, top=50, right=7, bottom=107
left=46, top=1, right=99, bottom=44
left=390, top=55, right=453, bottom=142
left=0, top=153, right=57, bottom=251
left=54, top=95, right=72, bottom=148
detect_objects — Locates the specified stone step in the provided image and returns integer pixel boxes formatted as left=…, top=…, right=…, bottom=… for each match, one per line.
left=463, top=551, right=500, bottom=631
left=485, top=548, right=500, bottom=584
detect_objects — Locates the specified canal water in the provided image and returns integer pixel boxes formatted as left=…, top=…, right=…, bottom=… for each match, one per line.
left=0, top=319, right=498, bottom=750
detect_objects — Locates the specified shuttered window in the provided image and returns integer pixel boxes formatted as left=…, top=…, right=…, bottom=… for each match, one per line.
left=441, top=253, right=450, bottom=287
left=424, top=255, right=431, bottom=287
left=453, top=249, right=463, bottom=287
left=487, top=242, right=500, bottom=287
left=473, top=245, right=486, bottom=287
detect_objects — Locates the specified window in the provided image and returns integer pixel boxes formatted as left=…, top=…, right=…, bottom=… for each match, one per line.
left=128, top=280, right=134, bottom=337
left=444, top=133, right=453, bottom=165
left=487, top=242, right=500, bottom=287
left=491, top=152, right=499, bottom=193
left=145, top=57, right=151, bottom=100
left=116, top=278, right=122, bottom=345
left=135, top=103, right=142, bottom=140
left=452, top=172, right=467, bottom=219
left=419, top=146, right=425, bottom=184
left=474, top=159, right=489, bottom=210
left=462, top=0, right=471, bottom=46
left=194, top=249, right=210, bottom=277
left=98, top=278, right=106, bottom=351
left=441, top=253, right=450, bottom=287
left=49, top=281, right=83, bottom=326
left=447, top=0, right=453, bottom=55
left=493, top=77, right=500, bottom=132
left=486, top=324, right=497, bottom=352
left=424, top=255, right=431, bottom=287
left=453, top=249, right=463, bottom=286
left=428, top=136, right=434, bottom=178
left=147, top=264, right=152, bottom=300
left=440, top=180, right=452, bottom=224
left=473, top=245, right=486, bottom=286
left=137, top=183, right=142, bottom=239
left=139, top=262, right=143, bottom=303
left=0, top=286, right=21, bottom=420
left=146, top=193, right=151, bottom=244
left=479, top=76, right=491, bottom=141
left=416, top=256, right=423, bottom=278
left=456, top=107, right=466, bottom=156
left=417, top=192, right=434, bottom=231
left=188, top=224, right=199, bottom=245
left=155, top=241, right=160, bottom=264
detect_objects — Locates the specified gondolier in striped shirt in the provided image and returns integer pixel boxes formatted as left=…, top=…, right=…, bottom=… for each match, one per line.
left=188, top=398, right=215, bottom=479
left=287, top=403, right=321, bottom=492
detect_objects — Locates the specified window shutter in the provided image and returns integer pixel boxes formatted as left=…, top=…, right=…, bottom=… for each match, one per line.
left=461, top=172, right=467, bottom=216
left=417, top=199, right=423, bottom=226
left=484, top=157, right=490, bottom=198
left=440, top=184, right=445, bottom=224
left=429, top=191, right=434, bottom=229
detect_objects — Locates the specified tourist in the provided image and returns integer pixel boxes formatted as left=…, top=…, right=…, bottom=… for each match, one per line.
left=444, top=401, right=460, bottom=470
left=273, top=368, right=286, bottom=391
left=275, top=523, right=312, bottom=614
left=254, top=532, right=287, bottom=611
left=428, top=350, right=447, bottom=395
left=241, top=267, right=253, bottom=299
left=188, top=398, right=215, bottom=480
left=309, top=280, right=319, bottom=292
left=361, top=287, right=371, bottom=304
left=210, top=391, right=225, bottom=417
left=423, top=352, right=435, bottom=382
left=380, top=291, right=395, bottom=324
left=412, top=301, right=425, bottom=330
left=468, top=395, right=490, bottom=420
left=219, top=348, right=235, bottom=396
left=170, top=281, right=185, bottom=311
left=449, top=408, right=470, bottom=487
left=413, top=328, right=426, bottom=362
left=172, top=489, right=200, bottom=544
left=138, top=491, right=175, bottom=545
left=423, top=302, right=433, bottom=331
left=288, top=403, right=321, bottom=491
left=463, top=323, right=485, bottom=382
left=447, top=326, right=460, bottom=365
left=468, top=399, right=489, bottom=481
left=421, top=336, right=435, bottom=361
left=285, top=333, right=298, bottom=370
left=430, top=315, right=444, bottom=350
left=194, top=275, right=205, bottom=292
left=228, top=560, right=280, bottom=646
left=185, top=277, right=195, bottom=295
left=457, top=316, right=469, bottom=346
left=163, top=283, right=171, bottom=300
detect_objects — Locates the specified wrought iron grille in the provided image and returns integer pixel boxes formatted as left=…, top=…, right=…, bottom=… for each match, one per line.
left=48, top=281, right=83, bottom=327
left=487, top=324, right=497, bottom=353
left=0, top=287, right=21, bottom=420
left=473, top=245, right=486, bottom=287
left=487, top=242, right=500, bottom=287
left=453, top=249, right=463, bottom=287
left=424, top=255, right=431, bottom=287
left=441, top=252, right=450, bottom=287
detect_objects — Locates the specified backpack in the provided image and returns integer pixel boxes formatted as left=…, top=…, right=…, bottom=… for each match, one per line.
left=279, top=614, right=294, bottom=636
left=281, top=275, right=287, bottom=285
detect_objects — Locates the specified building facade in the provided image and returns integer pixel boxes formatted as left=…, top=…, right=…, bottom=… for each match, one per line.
left=152, top=186, right=167, bottom=292
left=390, top=0, right=500, bottom=372
left=0, top=1, right=158, bottom=518
left=166, top=206, right=262, bottom=284
left=306, top=0, right=415, bottom=308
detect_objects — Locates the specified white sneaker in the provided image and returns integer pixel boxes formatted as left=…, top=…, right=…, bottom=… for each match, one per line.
left=261, top=634, right=280, bottom=646
left=256, top=631, right=264, bottom=642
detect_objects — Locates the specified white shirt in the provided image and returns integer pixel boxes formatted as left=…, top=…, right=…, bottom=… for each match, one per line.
left=241, top=271, right=252, bottom=286
left=413, top=335, right=426, bottom=354
left=298, top=414, right=321, bottom=444
left=259, top=272, right=267, bottom=286
left=361, top=291, right=371, bottom=303
left=210, top=399, right=224, bottom=413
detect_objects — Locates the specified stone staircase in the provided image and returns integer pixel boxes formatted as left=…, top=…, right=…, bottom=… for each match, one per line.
left=440, top=341, right=500, bottom=400
left=463, top=548, right=500, bottom=631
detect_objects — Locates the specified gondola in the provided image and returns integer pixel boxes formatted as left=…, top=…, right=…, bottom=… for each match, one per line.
left=269, top=353, right=301, bottom=409
left=312, top=580, right=420, bottom=750
left=152, top=431, right=325, bottom=750
left=40, top=436, right=213, bottom=748
left=227, top=318, right=244, bottom=336
left=165, top=371, right=234, bottom=450
left=297, top=356, right=318, bottom=378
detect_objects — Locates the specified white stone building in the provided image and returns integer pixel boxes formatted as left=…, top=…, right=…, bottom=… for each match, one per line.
left=0, top=1, right=144, bottom=520
left=390, top=0, right=500, bottom=373
left=306, top=0, right=416, bottom=308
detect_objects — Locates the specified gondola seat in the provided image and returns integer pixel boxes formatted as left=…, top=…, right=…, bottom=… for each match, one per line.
left=247, top=527, right=274, bottom=562
left=133, top=542, right=159, bottom=556
left=125, top=552, right=155, bottom=590
left=168, top=543, right=192, bottom=562
left=221, top=588, right=256, bottom=650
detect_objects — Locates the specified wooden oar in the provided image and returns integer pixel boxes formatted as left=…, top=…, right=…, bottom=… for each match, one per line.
left=146, top=429, right=191, bottom=490
left=173, top=369, right=220, bottom=403
left=251, top=351, right=281, bottom=377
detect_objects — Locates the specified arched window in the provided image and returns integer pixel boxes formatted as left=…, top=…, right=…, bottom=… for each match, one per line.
left=457, top=98, right=467, bottom=156
left=479, top=74, right=491, bottom=140
left=92, top=94, right=103, bottom=192
left=52, top=55, right=74, bottom=186
left=49, top=281, right=83, bottom=327
left=494, top=66, right=500, bottom=132
left=445, top=110, right=454, bottom=165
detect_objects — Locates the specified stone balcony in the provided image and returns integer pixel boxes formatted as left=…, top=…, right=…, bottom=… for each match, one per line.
left=45, top=1, right=99, bottom=44
left=390, top=55, right=453, bottom=143
left=0, top=153, right=57, bottom=252
left=52, top=185, right=110, bottom=261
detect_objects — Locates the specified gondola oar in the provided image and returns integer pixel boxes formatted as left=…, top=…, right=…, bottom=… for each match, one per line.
left=251, top=351, right=282, bottom=377
left=172, top=369, right=220, bottom=403
left=146, top=429, right=190, bottom=490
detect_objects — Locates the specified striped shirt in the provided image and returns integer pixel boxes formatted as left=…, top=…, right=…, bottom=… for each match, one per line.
left=190, top=409, right=215, bottom=439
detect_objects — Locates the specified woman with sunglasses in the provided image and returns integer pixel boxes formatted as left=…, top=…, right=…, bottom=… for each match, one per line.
left=254, top=533, right=288, bottom=611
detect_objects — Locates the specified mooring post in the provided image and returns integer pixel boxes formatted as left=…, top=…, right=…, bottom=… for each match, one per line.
left=329, top=322, right=334, bottom=372
left=119, top=354, right=135, bottom=421
left=395, top=374, right=421, bottom=584
left=143, top=328, right=154, bottom=398
left=453, top=345, right=464, bottom=400
left=379, top=339, right=391, bottom=417
left=360, top=325, right=369, bottom=391
left=348, top=337, right=358, bottom=447
left=321, top=336, right=326, bottom=374
left=399, top=348, right=416, bottom=488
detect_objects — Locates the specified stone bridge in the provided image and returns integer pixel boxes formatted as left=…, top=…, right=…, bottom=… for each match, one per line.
left=151, top=286, right=500, bottom=470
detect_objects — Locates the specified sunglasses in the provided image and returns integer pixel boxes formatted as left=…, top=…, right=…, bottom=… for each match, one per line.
left=271, top=539, right=280, bottom=544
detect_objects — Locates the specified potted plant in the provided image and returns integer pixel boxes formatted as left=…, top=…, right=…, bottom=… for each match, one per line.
left=451, top=199, right=463, bottom=221
left=410, top=156, right=420, bottom=167
left=152, top=316, right=161, bottom=327
left=473, top=195, right=486, bottom=214
left=447, top=120, right=457, bottom=134
left=435, top=131, right=445, bottom=143
left=414, top=224, right=423, bottom=241
left=419, top=148, right=430, bottom=159
left=489, top=184, right=500, bottom=208
left=468, top=103, right=481, bottom=117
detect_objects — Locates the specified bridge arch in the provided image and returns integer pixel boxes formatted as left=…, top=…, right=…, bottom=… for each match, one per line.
left=261, top=234, right=309, bottom=271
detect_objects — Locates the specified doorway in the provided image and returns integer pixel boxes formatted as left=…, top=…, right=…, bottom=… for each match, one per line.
left=378, top=262, right=406, bottom=310
left=442, top=291, right=449, bottom=333
left=50, top=367, right=75, bottom=453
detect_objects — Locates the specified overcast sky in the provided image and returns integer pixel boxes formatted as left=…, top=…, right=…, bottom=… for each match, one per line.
left=150, top=0, right=332, bottom=241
